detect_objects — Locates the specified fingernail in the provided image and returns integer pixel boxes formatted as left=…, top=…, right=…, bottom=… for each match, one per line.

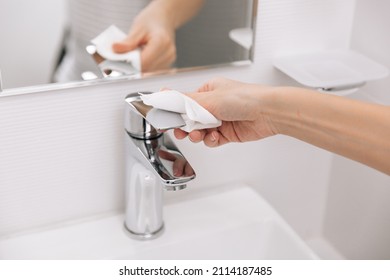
left=210, top=132, right=217, bottom=142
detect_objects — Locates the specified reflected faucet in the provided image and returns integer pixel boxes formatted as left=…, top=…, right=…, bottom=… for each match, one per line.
left=83, top=45, right=140, bottom=80
left=124, top=92, right=196, bottom=239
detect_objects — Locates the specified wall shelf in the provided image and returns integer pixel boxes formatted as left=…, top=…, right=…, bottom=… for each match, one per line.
left=273, top=50, right=389, bottom=93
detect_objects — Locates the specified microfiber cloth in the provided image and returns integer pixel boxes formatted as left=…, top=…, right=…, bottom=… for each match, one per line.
left=140, top=90, right=222, bottom=132
left=91, top=25, right=141, bottom=71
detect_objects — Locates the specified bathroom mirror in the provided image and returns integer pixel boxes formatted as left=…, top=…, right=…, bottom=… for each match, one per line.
left=0, top=0, right=257, bottom=92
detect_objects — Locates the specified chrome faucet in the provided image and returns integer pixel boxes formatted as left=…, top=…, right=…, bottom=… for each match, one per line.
left=124, top=92, right=196, bottom=239
left=0, top=69, right=3, bottom=93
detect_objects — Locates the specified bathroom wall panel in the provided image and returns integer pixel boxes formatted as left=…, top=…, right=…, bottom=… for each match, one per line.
left=0, top=0, right=66, bottom=88
left=324, top=157, right=390, bottom=259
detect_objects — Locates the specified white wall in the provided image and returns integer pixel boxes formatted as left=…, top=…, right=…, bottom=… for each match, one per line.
left=0, top=0, right=356, bottom=248
left=0, top=0, right=66, bottom=88
left=323, top=0, right=390, bottom=259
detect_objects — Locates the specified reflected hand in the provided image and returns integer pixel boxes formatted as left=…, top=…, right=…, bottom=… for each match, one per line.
left=112, top=2, right=176, bottom=72
left=158, top=150, right=194, bottom=177
left=174, top=78, right=278, bottom=147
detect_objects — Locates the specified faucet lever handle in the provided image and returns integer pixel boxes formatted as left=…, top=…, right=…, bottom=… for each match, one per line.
left=125, top=92, right=186, bottom=131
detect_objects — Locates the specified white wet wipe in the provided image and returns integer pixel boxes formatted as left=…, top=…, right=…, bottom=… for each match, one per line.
left=140, top=90, right=221, bottom=132
left=91, top=25, right=141, bottom=71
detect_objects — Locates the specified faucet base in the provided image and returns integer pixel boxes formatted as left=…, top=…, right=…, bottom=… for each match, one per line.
left=165, top=184, right=187, bottom=191
left=123, top=223, right=165, bottom=240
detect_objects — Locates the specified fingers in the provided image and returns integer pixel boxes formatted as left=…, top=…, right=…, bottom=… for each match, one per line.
left=112, top=27, right=145, bottom=53
left=184, top=162, right=195, bottom=177
left=112, top=41, right=135, bottom=53
left=172, top=157, right=195, bottom=177
left=189, top=130, right=221, bottom=147
left=173, top=129, right=188, bottom=140
left=112, top=38, right=141, bottom=53
left=113, top=36, right=174, bottom=71
left=187, top=130, right=207, bottom=143
left=203, top=130, right=220, bottom=147
left=174, top=129, right=222, bottom=148
left=172, top=157, right=186, bottom=177
left=157, top=149, right=177, bottom=161
left=173, top=129, right=206, bottom=142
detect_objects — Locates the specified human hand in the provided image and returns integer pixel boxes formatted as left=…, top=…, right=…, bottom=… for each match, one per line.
left=112, top=2, right=176, bottom=72
left=174, top=78, right=278, bottom=147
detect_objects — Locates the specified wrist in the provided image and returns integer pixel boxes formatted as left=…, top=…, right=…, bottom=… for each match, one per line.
left=263, top=86, right=324, bottom=136
left=152, top=0, right=205, bottom=29
left=148, top=0, right=181, bottom=29
left=256, top=86, right=301, bottom=136
left=137, top=1, right=176, bottom=30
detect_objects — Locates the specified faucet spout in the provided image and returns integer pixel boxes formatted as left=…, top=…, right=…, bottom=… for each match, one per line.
left=124, top=92, right=195, bottom=239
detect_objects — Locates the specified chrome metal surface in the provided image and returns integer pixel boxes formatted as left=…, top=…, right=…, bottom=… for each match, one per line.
left=318, top=81, right=366, bottom=92
left=86, top=45, right=140, bottom=78
left=125, top=92, right=186, bottom=138
left=123, top=222, right=165, bottom=240
left=0, top=69, right=3, bottom=93
left=126, top=133, right=195, bottom=186
left=0, top=60, right=252, bottom=98
left=124, top=92, right=195, bottom=238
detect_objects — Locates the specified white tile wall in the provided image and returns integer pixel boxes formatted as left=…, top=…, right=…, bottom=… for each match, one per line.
left=0, top=0, right=356, bottom=241
left=323, top=0, right=390, bottom=259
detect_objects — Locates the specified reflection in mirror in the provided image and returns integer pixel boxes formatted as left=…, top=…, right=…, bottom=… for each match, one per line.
left=0, top=0, right=256, bottom=90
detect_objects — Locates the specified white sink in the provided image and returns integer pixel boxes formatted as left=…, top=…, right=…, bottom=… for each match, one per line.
left=0, top=185, right=318, bottom=259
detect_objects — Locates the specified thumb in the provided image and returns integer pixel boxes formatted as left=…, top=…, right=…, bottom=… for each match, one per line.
left=112, top=30, right=144, bottom=53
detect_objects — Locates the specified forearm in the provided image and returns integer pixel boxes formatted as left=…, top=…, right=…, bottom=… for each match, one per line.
left=150, top=0, right=205, bottom=29
left=264, top=87, right=390, bottom=175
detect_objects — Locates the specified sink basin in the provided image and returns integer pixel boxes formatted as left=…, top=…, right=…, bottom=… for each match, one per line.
left=0, top=185, right=318, bottom=259
left=125, top=220, right=314, bottom=260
